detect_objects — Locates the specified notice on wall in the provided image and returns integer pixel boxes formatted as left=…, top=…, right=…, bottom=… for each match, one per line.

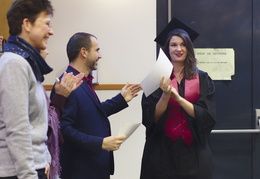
left=195, top=48, right=235, bottom=80
left=92, top=70, right=98, bottom=84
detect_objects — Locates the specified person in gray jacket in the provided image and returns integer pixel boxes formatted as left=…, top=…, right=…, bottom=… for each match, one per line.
left=0, top=0, right=83, bottom=179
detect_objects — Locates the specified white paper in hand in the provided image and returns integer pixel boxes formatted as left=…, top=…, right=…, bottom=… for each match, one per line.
left=140, top=48, right=173, bottom=97
left=118, top=123, right=141, bottom=141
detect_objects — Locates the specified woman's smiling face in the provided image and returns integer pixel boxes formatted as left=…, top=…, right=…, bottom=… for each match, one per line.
left=168, top=35, right=187, bottom=64
left=26, top=11, right=54, bottom=51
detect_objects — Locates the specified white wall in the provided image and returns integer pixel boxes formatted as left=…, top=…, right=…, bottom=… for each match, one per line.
left=44, top=0, right=156, bottom=178
left=97, top=90, right=145, bottom=179
left=45, top=0, right=156, bottom=84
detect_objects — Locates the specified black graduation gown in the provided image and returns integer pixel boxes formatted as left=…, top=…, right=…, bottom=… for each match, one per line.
left=140, top=70, right=216, bottom=179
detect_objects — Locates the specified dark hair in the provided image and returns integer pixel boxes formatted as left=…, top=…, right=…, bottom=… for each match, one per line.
left=163, top=29, right=198, bottom=79
left=7, top=0, right=54, bottom=36
left=67, top=32, right=96, bottom=63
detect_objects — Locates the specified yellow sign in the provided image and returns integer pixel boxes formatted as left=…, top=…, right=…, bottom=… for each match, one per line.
left=195, top=48, right=235, bottom=80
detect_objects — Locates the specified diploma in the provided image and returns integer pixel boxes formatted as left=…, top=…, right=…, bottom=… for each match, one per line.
left=118, top=123, right=141, bottom=140
left=140, top=48, right=173, bottom=97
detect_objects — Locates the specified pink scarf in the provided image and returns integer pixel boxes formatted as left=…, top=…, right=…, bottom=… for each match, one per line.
left=165, top=74, right=200, bottom=146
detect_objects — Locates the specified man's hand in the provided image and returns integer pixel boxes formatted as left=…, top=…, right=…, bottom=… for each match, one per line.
left=121, top=83, right=142, bottom=102
left=55, top=72, right=84, bottom=97
left=102, top=135, right=126, bottom=151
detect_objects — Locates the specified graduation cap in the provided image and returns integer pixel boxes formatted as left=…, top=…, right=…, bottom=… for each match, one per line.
left=154, top=17, right=199, bottom=46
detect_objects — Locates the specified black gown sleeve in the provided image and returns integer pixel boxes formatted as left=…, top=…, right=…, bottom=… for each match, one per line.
left=190, top=70, right=216, bottom=144
left=141, top=88, right=165, bottom=139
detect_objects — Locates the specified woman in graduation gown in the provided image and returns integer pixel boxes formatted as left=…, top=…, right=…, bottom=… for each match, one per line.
left=140, top=18, right=216, bottom=179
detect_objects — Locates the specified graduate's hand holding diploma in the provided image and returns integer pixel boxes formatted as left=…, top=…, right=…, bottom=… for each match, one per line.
left=159, top=76, right=183, bottom=102
left=159, top=76, right=181, bottom=101
left=140, top=49, right=173, bottom=97
left=161, top=78, right=195, bottom=118
left=159, top=76, right=172, bottom=96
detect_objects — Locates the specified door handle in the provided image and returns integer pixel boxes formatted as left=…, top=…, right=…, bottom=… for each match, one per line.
left=211, top=109, right=260, bottom=134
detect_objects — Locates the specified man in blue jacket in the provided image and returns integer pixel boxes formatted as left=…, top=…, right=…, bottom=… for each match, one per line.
left=51, top=32, right=141, bottom=179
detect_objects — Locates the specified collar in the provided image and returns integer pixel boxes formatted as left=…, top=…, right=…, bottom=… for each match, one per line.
left=69, top=65, right=94, bottom=85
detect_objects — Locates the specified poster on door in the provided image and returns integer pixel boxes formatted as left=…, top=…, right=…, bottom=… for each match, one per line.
left=195, top=48, right=235, bottom=80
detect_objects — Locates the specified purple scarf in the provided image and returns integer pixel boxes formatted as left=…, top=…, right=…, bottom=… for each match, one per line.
left=45, top=93, right=61, bottom=179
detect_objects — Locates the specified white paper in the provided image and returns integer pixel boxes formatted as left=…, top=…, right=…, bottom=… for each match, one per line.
left=118, top=123, right=141, bottom=140
left=140, top=48, right=173, bottom=97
